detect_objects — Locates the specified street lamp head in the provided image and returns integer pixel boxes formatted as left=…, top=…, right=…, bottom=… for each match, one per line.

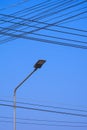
left=34, top=60, right=46, bottom=69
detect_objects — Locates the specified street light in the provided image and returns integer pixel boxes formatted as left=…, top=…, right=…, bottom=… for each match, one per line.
left=13, top=60, right=46, bottom=130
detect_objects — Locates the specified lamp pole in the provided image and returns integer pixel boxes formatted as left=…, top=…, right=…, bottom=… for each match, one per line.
left=13, top=60, right=46, bottom=130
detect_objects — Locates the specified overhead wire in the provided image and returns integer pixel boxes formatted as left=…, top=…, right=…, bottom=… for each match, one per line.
left=0, top=23, right=87, bottom=49
left=1, top=103, right=87, bottom=117
left=0, top=0, right=71, bottom=33
left=0, top=8, right=86, bottom=44
left=0, top=0, right=80, bottom=44
left=1, top=99, right=87, bottom=113
left=0, top=0, right=62, bottom=24
left=0, top=14, right=87, bottom=34
left=45, top=5, right=87, bottom=25
left=13, top=0, right=74, bottom=17
left=12, top=0, right=86, bottom=35
left=24, top=0, right=74, bottom=21
left=1, top=116, right=87, bottom=125
left=59, top=15, right=87, bottom=25
left=0, top=15, right=87, bottom=48
left=0, top=0, right=54, bottom=29
left=9, top=0, right=59, bottom=16
left=20, top=7, right=87, bottom=34
left=2, top=21, right=87, bottom=47
left=0, top=116, right=85, bottom=124
left=0, top=0, right=78, bottom=27
left=0, top=0, right=51, bottom=14
left=0, top=0, right=86, bottom=48
left=16, top=0, right=64, bottom=18
left=0, top=29, right=87, bottom=49
left=57, top=25, right=87, bottom=33
left=0, top=116, right=87, bottom=128
left=1, top=120, right=87, bottom=127
left=0, top=0, right=86, bottom=31
left=0, top=26, right=87, bottom=45
left=3, top=0, right=81, bottom=28
left=31, top=0, right=86, bottom=21
left=0, top=0, right=74, bottom=29
left=0, top=2, right=86, bottom=36
left=1, top=96, right=87, bottom=109
left=0, top=0, right=76, bottom=31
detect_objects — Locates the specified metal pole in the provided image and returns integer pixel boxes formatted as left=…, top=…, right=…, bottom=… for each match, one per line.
left=13, top=92, right=16, bottom=130
left=13, top=68, right=37, bottom=130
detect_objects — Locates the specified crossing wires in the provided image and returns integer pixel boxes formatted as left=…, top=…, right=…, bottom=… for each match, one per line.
left=0, top=0, right=87, bottom=49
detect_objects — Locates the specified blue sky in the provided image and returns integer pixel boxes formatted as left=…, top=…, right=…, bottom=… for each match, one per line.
left=0, top=0, right=87, bottom=130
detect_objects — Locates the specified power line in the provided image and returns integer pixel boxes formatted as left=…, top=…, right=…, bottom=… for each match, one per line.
left=1, top=120, right=87, bottom=127
left=6, top=0, right=81, bottom=25
left=9, top=0, right=59, bottom=16
left=1, top=15, right=87, bottom=36
left=1, top=103, right=87, bottom=118
left=0, top=0, right=74, bottom=29
left=47, top=5, right=87, bottom=25
left=1, top=99, right=87, bottom=113
left=0, top=14, right=87, bottom=40
left=1, top=13, right=86, bottom=33
left=27, top=0, right=74, bottom=21
left=0, top=26, right=87, bottom=45
left=0, top=0, right=78, bottom=31
left=0, top=0, right=66, bottom=24
left=1, top=15, right=87, bottom=34
left=15, top=1, right=87, bottom=36
left=26, top=9, right=87, bottom=34
left=0, top=0, right=85, bottom=27
left=11, top=0, right=74, bottom=20
left=1, top=116, right=87, bottom=125
left=2, top=0, right=83, bottom=28
left=0, top=0, right=76, bottom=42
left=57, top=25, right=87, bottom=33
left=0, top=1, right=86, bottom=45
left=24, top=0, right=68, bottom=19
left=0, top=5, right=87, bottom=41
left=32, top=0, right=86, bottom=21
left=0, top=30, right=87, bottom=49
left=1, top=96, right=87, bottom=109
left=0, top=15, right=87, bottom=47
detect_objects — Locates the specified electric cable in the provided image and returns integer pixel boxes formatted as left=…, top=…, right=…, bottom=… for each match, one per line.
left=0, top=0, right=86, bottom=46
left=45, top=5, right=87, bottom=25
left=0, top=0, right=75, bottom=39
left=1, top=103, right=87, bottom=118
left=1, top=96, right=87, bottom=109
left=0, top=14, right=87, bottom=45
left=1, top=99, right=87, bottom=113
left=1, top=3, right=87, bottom=42
left=0, top=0, right=76, bottom=28
left=1, top=116, right=87, bottom=125
left=1, top=120, right=87, bottom=127
left=0, top=0, right=65, bottom=24
left=32, top=0, right=86, bottom=21
left=0, top=0, right=78, bottom=29
left=0, top=26, right=87, bottom=45
left=58, top=15, right=87, bottom=25
left=0, top=14, right=87, bottom=34
left=0, top=29, right=87, bottom=49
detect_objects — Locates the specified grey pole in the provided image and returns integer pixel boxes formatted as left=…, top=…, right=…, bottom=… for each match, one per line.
left=13, top=68, right=37, bottom=130
left=13, top=60, right=46, bottom=130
